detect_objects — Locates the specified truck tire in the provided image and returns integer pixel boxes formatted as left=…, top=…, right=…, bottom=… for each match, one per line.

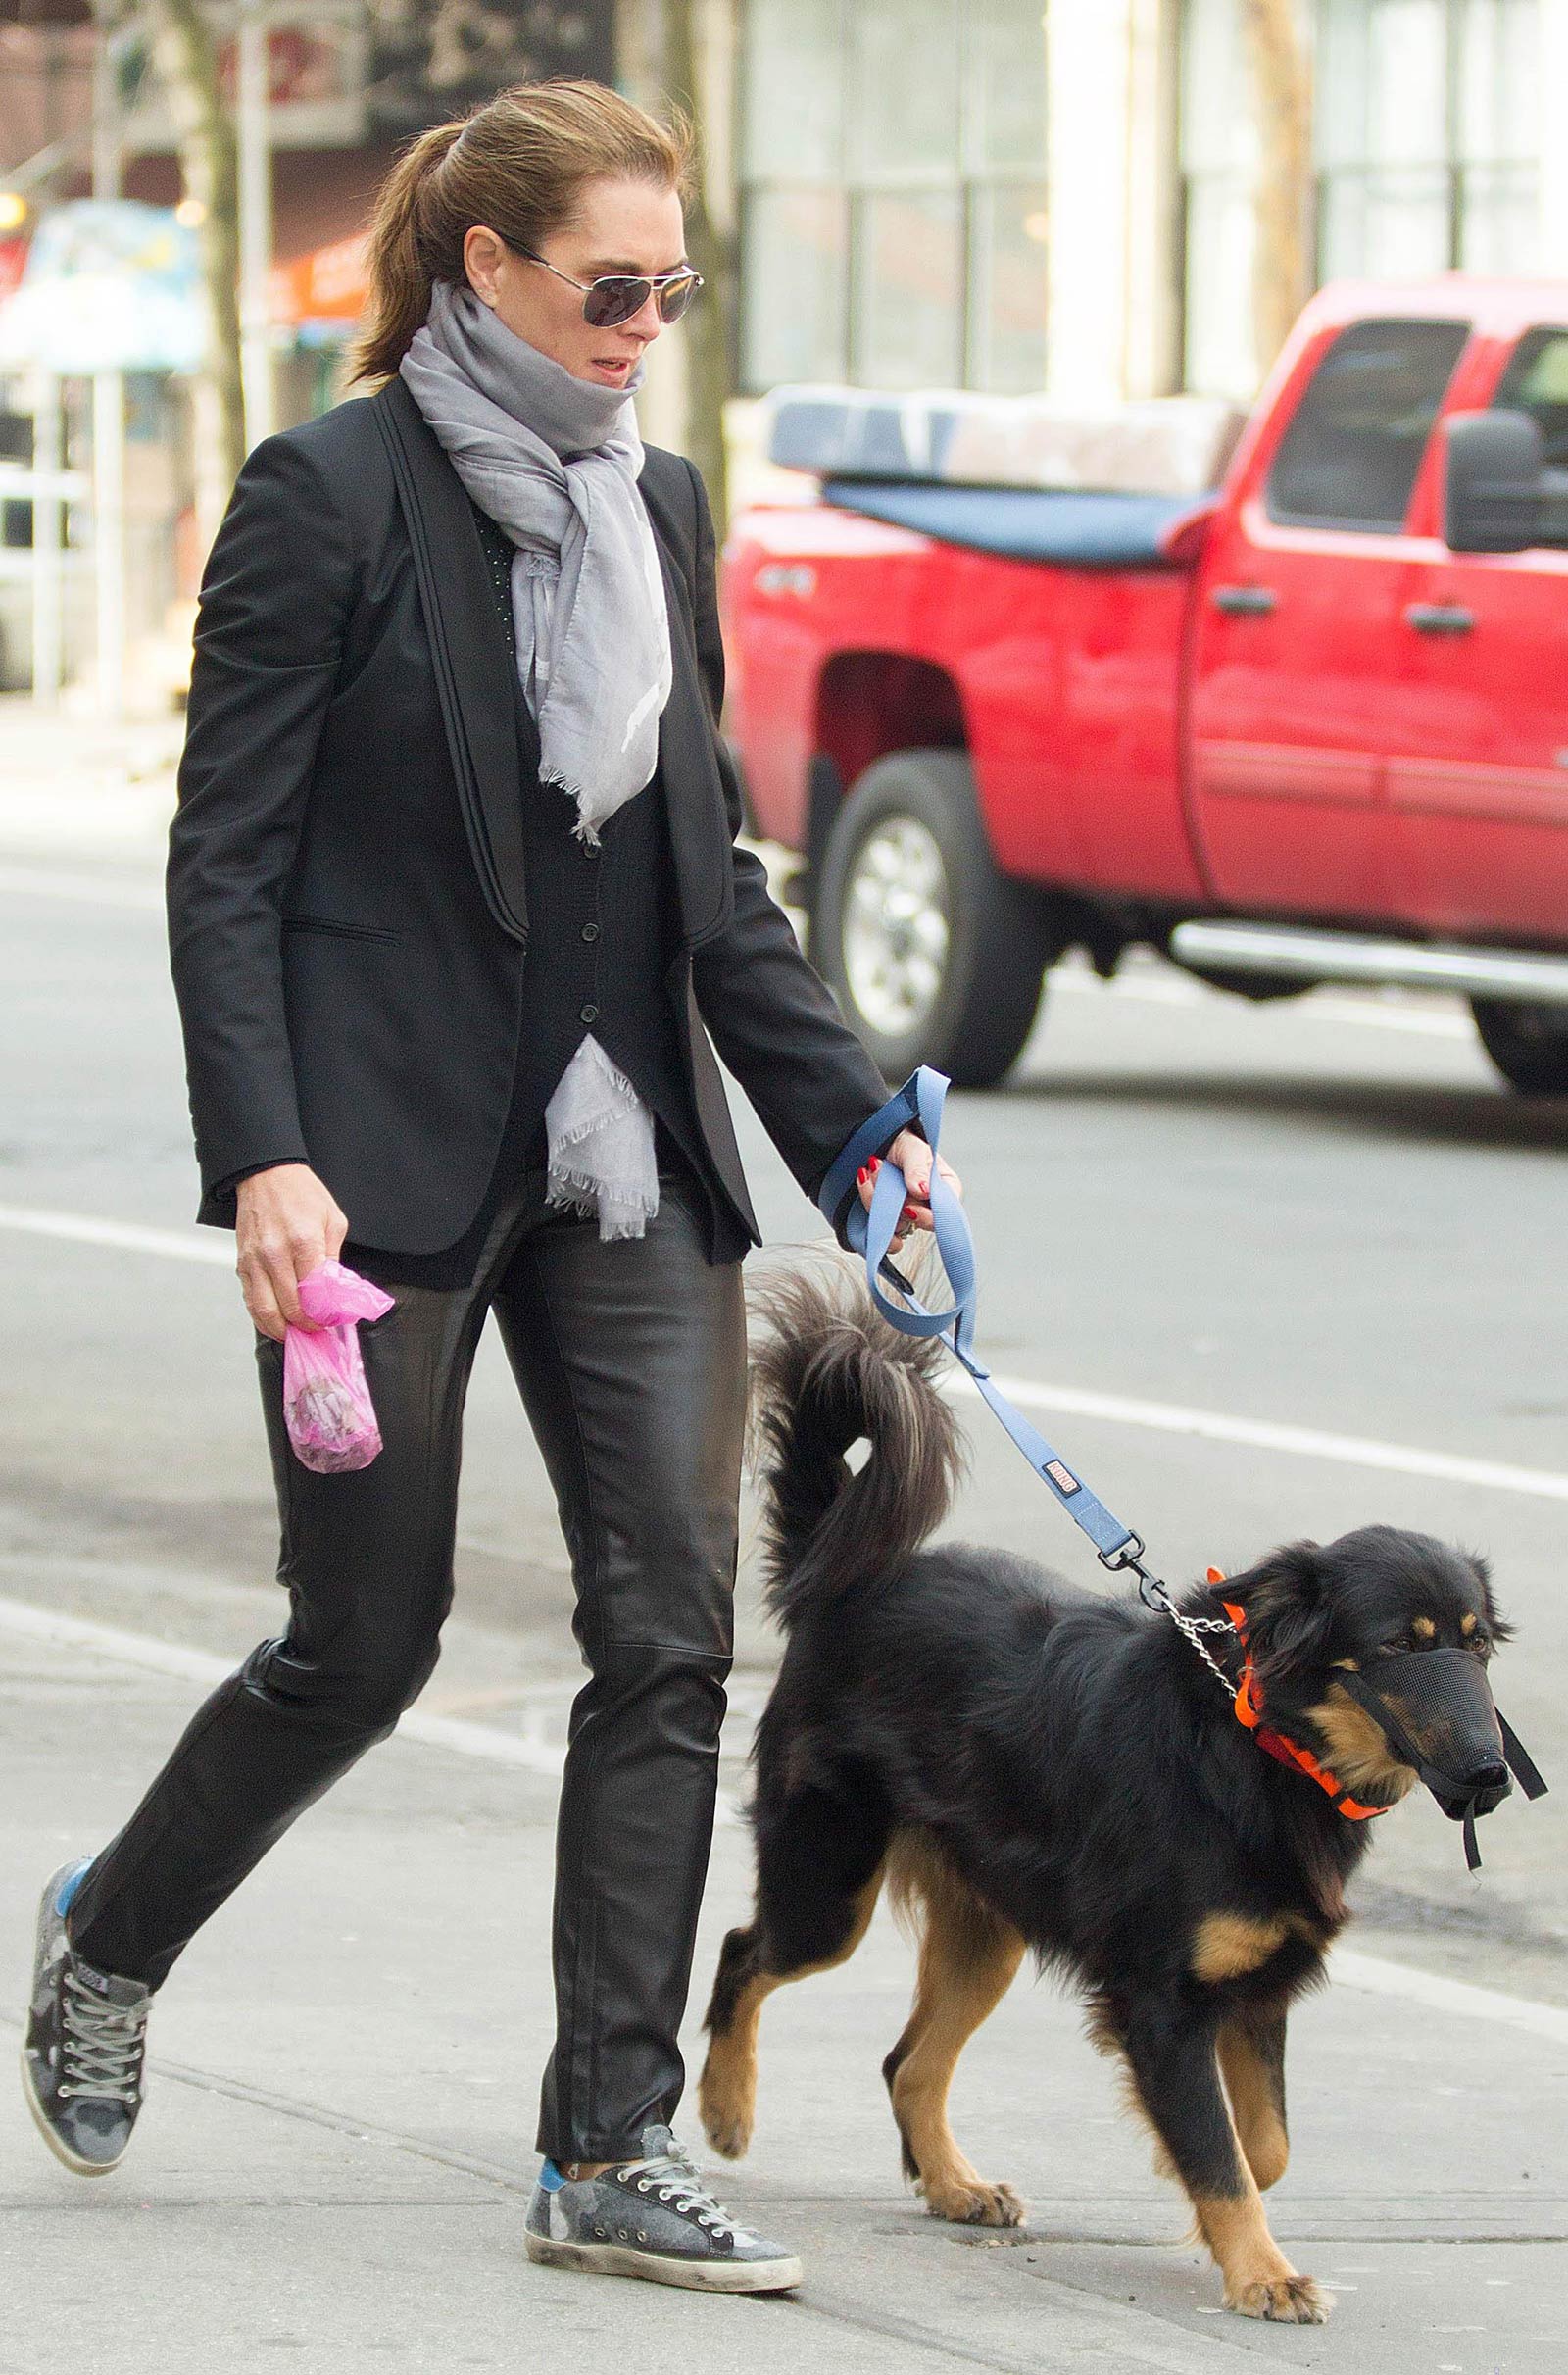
left=812, top=750, right=1050, bottom=1088
left=1471, top=998, right=1568, bottom=1096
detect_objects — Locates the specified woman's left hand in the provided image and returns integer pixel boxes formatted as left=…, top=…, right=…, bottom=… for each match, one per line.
left=855, top=1127, right=962, bottom=1245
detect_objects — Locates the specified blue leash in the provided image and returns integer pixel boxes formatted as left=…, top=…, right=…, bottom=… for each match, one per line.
left=817, top=1076, right=1553, bottom=1851
left=816, top=1065, right=1170, bottom=1602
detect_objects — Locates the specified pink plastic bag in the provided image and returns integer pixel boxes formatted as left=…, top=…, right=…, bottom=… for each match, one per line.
left=282, top=1260, right=397, bottom=1474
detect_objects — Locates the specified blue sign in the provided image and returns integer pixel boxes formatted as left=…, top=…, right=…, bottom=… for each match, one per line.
left=0, top=199, right=205, bottom=373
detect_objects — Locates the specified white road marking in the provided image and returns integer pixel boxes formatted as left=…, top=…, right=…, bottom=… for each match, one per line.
left=0, top=1593, right=737, bottom=1823
left=1328, top=1949, right=1568, bottom=2044
left=0, top=863, right=163, bottom=911
left=0, top=1591, right=1549, bottom=2020
left=1050, top=965, right=1475, bottom=1040
left=0, top=860, right=1484, bottom=1040
left=0, top=1203, right=232, bottom=1265
left=0, top=1593, right=566, bottom=1776
left=2, top=1199, right=1564, bottom=1506
left=951, top=1371, right=1568, bottom=1506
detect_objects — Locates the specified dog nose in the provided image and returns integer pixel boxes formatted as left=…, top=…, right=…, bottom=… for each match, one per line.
left=1467, top=1759, right=1510, bottom=1795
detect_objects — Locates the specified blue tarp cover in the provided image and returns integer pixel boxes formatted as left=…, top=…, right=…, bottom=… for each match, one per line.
left=821, top=478, right=1207, bottom=568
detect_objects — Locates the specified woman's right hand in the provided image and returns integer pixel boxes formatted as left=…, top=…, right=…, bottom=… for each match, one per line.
left=236, top=1164, right=350, bottom=1342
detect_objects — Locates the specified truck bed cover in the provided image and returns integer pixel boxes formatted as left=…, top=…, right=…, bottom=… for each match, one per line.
left=819, top=478, right=1207, bottom=569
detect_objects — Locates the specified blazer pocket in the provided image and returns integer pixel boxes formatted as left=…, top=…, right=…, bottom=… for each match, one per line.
left=280, top=915, right=404, bottom=946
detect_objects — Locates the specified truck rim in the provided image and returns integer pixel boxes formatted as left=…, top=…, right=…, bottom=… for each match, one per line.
left=842, top=816, right=952, bottom=1038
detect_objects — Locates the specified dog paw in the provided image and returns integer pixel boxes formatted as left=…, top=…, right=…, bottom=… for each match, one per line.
left=921, top=2176, right=1026, bottom=2228
left=703, top=2111, right=752, bottom=2160
left=1229, top=2275, right=1330, bottom=2325
left=697, top=2078, right=753, bottom=2160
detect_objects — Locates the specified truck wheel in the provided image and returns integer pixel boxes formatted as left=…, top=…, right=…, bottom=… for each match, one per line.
left=813, top=750, right=1050, bottom=1087
left=1471, top=998, right=1568, bottom=1096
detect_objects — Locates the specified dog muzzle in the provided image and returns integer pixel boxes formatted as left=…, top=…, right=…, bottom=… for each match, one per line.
left=1330, top=1651, right=1547, bottom=1870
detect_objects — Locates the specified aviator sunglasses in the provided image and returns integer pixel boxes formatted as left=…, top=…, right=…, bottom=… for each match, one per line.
left=508, top=240, right=704, bottom=327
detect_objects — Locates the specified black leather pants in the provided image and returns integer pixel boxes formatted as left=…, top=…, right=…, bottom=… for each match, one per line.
left=65, top=1148, right=748, bottom=2161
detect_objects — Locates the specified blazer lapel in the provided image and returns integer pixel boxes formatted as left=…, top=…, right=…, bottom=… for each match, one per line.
left=373, top=376, right=532, bottom=942
left=641, top=474, right=734, bottom=950
left=375, top=376, right=733, bottom=953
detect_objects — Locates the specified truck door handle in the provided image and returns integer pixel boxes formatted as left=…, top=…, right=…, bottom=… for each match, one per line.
left=1211, top=584, right=1278, bottom=617
left=1404, top=602, right=1475, bottom=635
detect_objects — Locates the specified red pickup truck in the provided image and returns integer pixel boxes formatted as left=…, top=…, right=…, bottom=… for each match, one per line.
left=722, top=277, right=1568, bottom=1095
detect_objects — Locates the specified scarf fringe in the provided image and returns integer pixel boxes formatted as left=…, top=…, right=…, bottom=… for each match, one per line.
left=545, top=1163, right=659, bottom=1237
left=547, top=1060, right=646, bottom=1148
left=538, top=768, right=606, bottom=847
left=547, top=1162, right=660, bottom=1215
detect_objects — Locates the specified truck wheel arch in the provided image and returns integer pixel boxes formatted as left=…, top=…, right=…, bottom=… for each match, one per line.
left=813, top=651, right=967, bottom=804
left=804, top=651, right=970, bottom=938
left=812, top=748, right=1054, bottom=1090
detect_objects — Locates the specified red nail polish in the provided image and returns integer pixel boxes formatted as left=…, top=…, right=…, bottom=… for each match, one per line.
left=857, top=1166, right=867, bottom=1183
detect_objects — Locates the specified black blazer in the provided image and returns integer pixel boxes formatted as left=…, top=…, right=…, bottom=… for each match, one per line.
left=166, top=373, right=895, bottom=1257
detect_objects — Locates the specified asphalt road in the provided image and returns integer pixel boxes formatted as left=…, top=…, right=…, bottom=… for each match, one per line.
left=1, top=725, right=1564, bottom=2369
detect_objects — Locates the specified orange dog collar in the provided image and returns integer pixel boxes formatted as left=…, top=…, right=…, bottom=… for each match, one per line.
left=1217, top=1591, right=1389, bottom=1823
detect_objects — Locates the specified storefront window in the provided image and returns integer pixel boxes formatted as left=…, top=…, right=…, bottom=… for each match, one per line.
left=854, top=190, right=965, bottom=389
left=1180, top=0, right=1261, bottom=397
left=850, top=0, right=961, bottom=178
left=968, top=182, right=1054, bottom=393
left=1317, top=0, right=1539, bottom=278
left=738, top=0, right=1047, bottom=394
left=1181, top=0, right=1541, bottom=398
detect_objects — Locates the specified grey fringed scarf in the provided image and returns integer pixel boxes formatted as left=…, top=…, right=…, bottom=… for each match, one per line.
left=399, top=276, right=670, bottom=1241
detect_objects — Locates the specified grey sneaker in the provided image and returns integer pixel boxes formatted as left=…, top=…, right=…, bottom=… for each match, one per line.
left=524, top=2122, right=802, bottom=2293
left=22, top=1856, right=150, bottom=2176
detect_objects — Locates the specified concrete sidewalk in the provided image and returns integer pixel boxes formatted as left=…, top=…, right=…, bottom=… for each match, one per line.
left=2, top=1622, right=1562, bottom=2374
left=0, top=694, right=181, bottom=866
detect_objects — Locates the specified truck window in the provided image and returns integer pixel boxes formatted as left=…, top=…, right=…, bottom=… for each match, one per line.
left=1264, top=317, right=1470, bottom=533
left=1492, top=326, right=1568, bottom=468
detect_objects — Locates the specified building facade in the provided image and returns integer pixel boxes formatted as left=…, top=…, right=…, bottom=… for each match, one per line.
left=734, top=0, right=1567, bottom=408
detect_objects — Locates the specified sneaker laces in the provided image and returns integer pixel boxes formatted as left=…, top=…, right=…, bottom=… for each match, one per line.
left=59, top=1966, right=148, bottom=2103
left=622, top=2146, right=744, bottom=2242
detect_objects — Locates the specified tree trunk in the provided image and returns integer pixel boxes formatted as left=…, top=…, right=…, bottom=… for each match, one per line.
left=655, top=0, right=736, bottom=535
left=1239, top=0, right=1313, bottom=385
left=147, top=0, right=244, bottom=546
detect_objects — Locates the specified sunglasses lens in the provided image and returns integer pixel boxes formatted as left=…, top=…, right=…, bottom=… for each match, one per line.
left=584, top=277, right=650, bottom=328
left=658, top=275, right=698, bottom=323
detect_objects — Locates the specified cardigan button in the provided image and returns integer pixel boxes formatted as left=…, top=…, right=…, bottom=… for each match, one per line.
left=579, top=1002, right=599, bottom=1024
left=580, top=921, right=600, bottom=942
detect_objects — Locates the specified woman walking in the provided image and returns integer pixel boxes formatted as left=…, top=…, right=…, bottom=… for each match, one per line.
left=22, top=80, right=956, bottom=2293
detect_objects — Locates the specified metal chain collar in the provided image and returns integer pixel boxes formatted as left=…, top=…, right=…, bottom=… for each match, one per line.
left=1099, top=1534, right=1240, bottom=1700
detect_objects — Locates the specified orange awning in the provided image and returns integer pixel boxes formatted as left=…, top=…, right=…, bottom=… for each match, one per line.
left=269, top=230, right=368, bottom=325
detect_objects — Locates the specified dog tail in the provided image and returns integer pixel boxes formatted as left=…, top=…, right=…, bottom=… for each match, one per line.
left=749, top=1254, right=966, bottom=1629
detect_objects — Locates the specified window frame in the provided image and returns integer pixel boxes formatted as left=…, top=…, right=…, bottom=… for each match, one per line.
left=1262, top=315, right=1473, bottom=535
left=736, top=0, right=1049, bottom=396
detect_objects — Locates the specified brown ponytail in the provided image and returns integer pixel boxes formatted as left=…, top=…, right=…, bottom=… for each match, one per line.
left=347, top=78, right=695, bottom=388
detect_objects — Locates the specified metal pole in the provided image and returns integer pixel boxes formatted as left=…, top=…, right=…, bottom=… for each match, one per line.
left=237, top=1, right=275, bottom=447
left=90, top=0, right=125, bottom=718
left=30, top=369, right=65, bottom=704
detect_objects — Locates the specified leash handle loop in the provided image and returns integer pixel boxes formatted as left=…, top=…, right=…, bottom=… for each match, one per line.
left=817, top=1068, right=1140, bottom=1563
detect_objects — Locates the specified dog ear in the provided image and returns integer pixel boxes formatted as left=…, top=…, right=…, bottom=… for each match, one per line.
left=1462, top=1545, right=1515, bottom=1646
left=1222, top=1540, right=1335, bottom=1689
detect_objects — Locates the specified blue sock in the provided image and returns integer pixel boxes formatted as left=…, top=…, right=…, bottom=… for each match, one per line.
left=54, top=1857, right=92, bottom=1919
left=539, top=2158, right=565, bottom=2191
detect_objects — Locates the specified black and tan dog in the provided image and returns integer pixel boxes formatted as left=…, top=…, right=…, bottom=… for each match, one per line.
left=699, top=1260, right=1521, bottom=2324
